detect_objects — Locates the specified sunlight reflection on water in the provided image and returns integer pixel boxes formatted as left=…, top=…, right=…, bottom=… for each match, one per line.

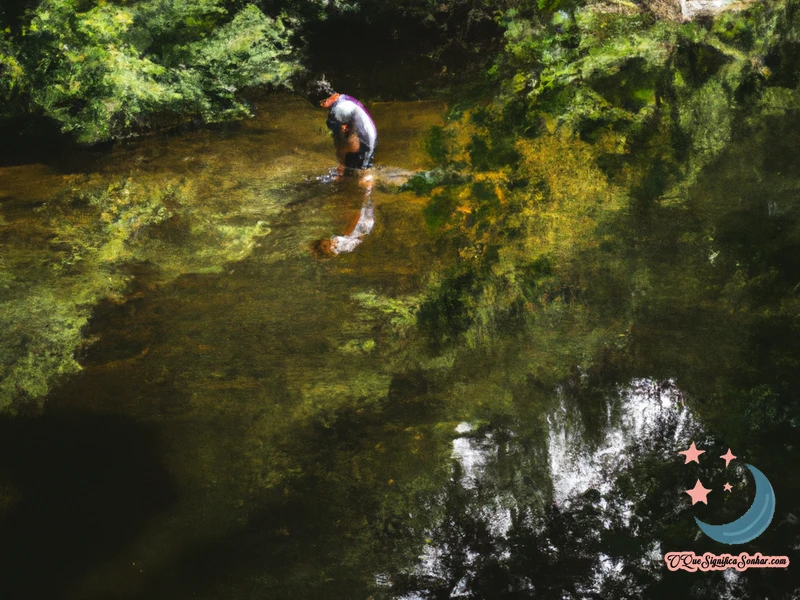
left=383, top=378, right=702, bottom=598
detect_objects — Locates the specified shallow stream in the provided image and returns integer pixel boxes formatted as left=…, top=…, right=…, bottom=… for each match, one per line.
left=0, top=95, right=798, bottom=599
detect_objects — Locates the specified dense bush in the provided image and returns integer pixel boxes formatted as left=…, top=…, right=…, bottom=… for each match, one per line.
left=1, top=0, right=299, bottom=142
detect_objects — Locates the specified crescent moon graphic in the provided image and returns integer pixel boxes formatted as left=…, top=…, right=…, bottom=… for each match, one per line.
left=695, top=463, right=775, bottom=545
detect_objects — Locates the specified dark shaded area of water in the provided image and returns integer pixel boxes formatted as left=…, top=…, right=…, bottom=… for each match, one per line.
left=0, top=412, right=176, bottom=598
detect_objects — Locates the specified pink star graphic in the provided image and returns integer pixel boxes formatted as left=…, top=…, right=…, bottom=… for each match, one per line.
left=723, top=482, right=733, bottom=492
left=686, top=479, right=712, bottom=505
left=720, top=448, right=737, bottom=468
left=678, top=441, right=705, bottom=464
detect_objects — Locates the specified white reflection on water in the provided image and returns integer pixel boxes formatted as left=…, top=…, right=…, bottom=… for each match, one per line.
left=548, top=378, right=695, bottom=508
left=450, top=424, right=490, bottom=490
left=546, top=379, right=699, bottom=596
left=379, top=378, right=706, bottom=598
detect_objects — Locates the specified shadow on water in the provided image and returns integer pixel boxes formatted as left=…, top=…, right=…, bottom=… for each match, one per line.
left=0, top=412, right=176, bottom=599
left=39, top=312, right=451, bottom=599
left=89, top=372, right=457, bottom=600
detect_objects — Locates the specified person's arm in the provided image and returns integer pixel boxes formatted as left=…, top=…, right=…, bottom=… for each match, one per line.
left=327, top=100, right=363, bottom=163
left=333, top=121, right=360, bottom=164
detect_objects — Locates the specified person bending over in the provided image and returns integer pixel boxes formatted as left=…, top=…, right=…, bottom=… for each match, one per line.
left=309, top=79, right=377, bottom=171
left=307, top=78, right=378, bottom=256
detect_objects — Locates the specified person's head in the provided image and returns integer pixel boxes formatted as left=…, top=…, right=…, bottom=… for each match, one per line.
left=311, top=237, right=336, bottom=257
left=307, top=77, right=337, bottom=107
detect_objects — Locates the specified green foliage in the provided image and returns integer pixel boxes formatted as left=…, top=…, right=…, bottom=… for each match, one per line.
left=0, top=36, right=22, bottom=94
left=3, top=0, right=298, bottom=142
left=0, top=32, right=24, bottom=119
left=678, top=78, right=733, bottom=164
left=0, top=172, right=275, bottom=411
left=352, top=291, right=421, bottom=332
left=176, top=5, right=297, bottom=115
left=425, top=125, right=451, bottom=164
left=392, top=0, right=800, bottom=437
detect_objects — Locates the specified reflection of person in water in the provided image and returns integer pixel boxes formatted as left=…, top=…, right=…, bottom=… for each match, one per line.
left=324, top=185, right=375, bottom=254
left=310, top=173, right=375, bottom=256
left=308, top=78, right=377, bottom=255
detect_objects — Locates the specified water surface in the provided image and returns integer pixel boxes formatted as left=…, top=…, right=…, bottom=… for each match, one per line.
left=0, top=96, right=799, bottom=599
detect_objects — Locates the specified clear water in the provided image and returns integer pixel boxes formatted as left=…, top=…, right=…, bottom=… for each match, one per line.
left=0, top=96, right=798, bottom=599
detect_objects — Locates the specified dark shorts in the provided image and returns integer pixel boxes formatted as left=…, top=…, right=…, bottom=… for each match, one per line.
left=344, top=141, right=376, bottom=170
